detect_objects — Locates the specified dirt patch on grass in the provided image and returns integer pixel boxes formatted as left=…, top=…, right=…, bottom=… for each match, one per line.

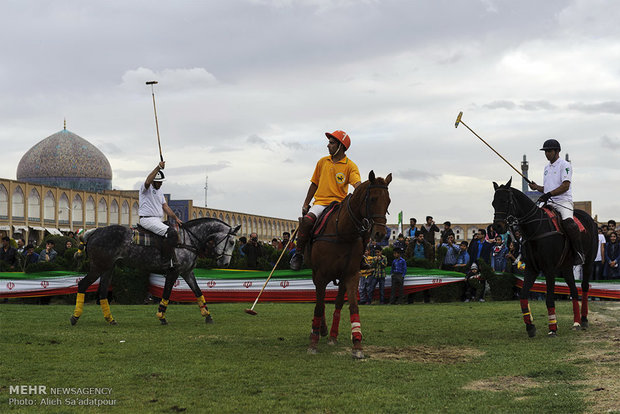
left=357, top=345, right=485, bottom=363
left=462, top=375, right=539, bottom=392
left=572, top=302, right=620, bottom=413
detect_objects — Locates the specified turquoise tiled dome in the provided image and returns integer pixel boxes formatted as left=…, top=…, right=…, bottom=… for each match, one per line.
left=16, top=128, right=113, bottom=192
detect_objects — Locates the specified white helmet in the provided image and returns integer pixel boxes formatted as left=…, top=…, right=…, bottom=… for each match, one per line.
left=154, top=170, right=166, bottom=182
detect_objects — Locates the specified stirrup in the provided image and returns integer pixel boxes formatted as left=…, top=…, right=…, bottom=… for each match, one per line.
left=290, top=253, right=303, bottom=271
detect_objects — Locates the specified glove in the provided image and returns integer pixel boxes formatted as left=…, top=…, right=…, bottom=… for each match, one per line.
left=537, top=192, right=552, bottom=203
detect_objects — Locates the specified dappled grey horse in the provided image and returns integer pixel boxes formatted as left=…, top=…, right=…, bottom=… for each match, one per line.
left=71, top=218, right=239, bottom=325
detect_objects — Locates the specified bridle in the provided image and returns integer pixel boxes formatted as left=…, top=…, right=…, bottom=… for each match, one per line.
left=493, top=187, right=552, bottom=241
left=180, top=223, right=236, bottom=261
left=346, top=182, right=389, bottom=235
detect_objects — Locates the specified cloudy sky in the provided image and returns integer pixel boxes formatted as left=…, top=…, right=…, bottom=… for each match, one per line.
left=2, top=0, right=619, bottom=224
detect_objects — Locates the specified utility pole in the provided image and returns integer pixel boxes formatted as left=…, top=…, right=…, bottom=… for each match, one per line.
left=204, top=174, right=208, bottom=208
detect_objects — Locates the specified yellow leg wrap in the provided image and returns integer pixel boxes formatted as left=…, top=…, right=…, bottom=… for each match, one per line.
left=197, top=295, right=210, bottom=317
left=73, top=293, right=85, bottom=318
left=156, top=299, right=169, bottom=320
left=100, top=299, right=114, bottom=322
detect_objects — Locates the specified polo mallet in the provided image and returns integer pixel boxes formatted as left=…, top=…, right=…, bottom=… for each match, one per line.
left=244, top=227, right=300, bottom=316
left=146, top=81, right=164, bottom=162
left=455, top=111, right=531, bottom=184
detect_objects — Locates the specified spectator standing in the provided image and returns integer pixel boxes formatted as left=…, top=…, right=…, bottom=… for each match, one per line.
left=603, top=231, right=620, bottom=279
left=406, top=218, right=418, bottom=239
left=440, top=234, right=460, bottom=271
left=505, top=241, right=520, bottom=273
left=468, top=229, right=493, bottom=267
left=23, top=244, right=39, bottom=266
left=392, top=233, right=406, bottom=251
left=490, top=236, right=508, bottom=272
left=242, top=233, right=263, bottom=269
left=389, top=248, right=407, bottom=305
left=454, top=241, right=470, bottom=273
left=0, top=236, right=18, bottom=270
left=16, top=238, right=26, bottom=255
left=238, top=236, right=247, bottom=257
left=440, top=221, right=455, bottom=244
left=420, top=216, right=440, bottom=246
left=366, top=247, right=387, bottom=304
left=358, top=249, right=374, bottom=305
left=278, top=231, right=296, bottom=252
left=593, top=228, right=606, bottom=281
left=38, top=240, right=57, bottom=263
left=406, top=231, right=433, bottom=261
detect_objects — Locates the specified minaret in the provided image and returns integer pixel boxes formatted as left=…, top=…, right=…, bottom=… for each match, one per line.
left=204, top=174, right=208, bottom=207
left=521, top=154, right=529, bottom=193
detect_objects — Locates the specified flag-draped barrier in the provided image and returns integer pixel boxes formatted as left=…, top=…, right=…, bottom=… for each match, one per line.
left=0, top=271, right=100, bottom=298
left=515, top=276, right=620, bottom=300
left=2, top=269, right=619, bottom=300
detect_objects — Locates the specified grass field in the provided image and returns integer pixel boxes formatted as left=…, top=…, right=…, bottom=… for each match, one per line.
left=1, top=300, right=618, bottom=413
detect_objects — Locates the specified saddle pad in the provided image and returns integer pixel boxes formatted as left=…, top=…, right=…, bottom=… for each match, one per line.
left=312, top=201, right=340, bottom=237
left=132, top=227, right=156, bottom=246
left=542, top=207, right=586, bottom=233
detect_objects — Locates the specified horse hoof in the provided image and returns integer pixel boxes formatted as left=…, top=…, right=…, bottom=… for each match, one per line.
left=548, top=330, right=557, bottom=337
left=581, top=318, right=589, bottom=329
left=160, top=319, right=168, bottom=325
left=327, top=337, right=337, bottom=346
left=108, top=320, right=118, bottom=326
left=352, top=349, right=364, bottom=359
left=205, top=315, right=214, bottom=324
left=70, top=316, right=79, bottom=326
left=572, top=323, right=582, bottom=330
left=526, top=325, right=537, bottom=338
left=307, top=347, right=318, bottom=355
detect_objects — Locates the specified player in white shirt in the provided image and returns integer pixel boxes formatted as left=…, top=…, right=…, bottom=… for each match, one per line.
left=528, top=139, right=584, bottom=265
left=139, top=161, right=183, bottom=268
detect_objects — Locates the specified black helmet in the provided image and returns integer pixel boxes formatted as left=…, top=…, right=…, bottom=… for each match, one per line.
left=540, top=139, right=561, bottom=151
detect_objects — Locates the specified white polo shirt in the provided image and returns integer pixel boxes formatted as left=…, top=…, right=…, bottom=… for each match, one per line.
left=138, top=183, right=165, bottom=218
left=543, top=157, right=572, bottom=203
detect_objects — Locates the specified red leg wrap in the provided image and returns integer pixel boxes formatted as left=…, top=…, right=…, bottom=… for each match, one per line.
left=311, top=316, right=321, bottom=342
left=520, top=299, right=532, bottom=325
left=572, top=298, right=581, bottom=323
left=581, top=292, right=589, bottom=318
left=330, top=309, right=341, bottom=339
left=350, top=313, right=362, bottom=343
left=547, top=307, right=557, bottom=332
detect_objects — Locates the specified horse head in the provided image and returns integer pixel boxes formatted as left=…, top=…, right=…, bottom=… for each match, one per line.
left=492, top=177, right=513, bottom=234
left=355, top=170, right=392, bottom=242
left=187, top=219, right=240, bottom=267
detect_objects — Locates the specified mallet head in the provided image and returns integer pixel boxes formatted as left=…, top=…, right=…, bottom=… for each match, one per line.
left=146, top=80, right=158, bottom=85
left=244, top=308, right=258, bottom=316
left=455, top=111, right=463, bottom=128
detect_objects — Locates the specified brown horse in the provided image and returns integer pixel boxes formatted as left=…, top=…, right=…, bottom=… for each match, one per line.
left=306, top=170, right=391, bottom=359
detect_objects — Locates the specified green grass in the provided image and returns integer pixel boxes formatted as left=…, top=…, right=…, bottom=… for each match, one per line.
left=0, top=300, right=615, bottom=413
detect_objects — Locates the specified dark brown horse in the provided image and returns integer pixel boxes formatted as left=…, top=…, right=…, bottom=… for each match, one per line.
left=492, top=178, right=597, bottom=337
left=306, top=171, right=391, bottom=358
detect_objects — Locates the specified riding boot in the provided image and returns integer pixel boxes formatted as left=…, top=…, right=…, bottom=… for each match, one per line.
left=162, top=227, right=179, bottom=269
left=562, top=218, right=585, bottom=265
left=289, top=214, right=316, bottom=271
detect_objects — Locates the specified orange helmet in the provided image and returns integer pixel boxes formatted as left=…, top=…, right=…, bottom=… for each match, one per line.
left=325, top=130, right=351, bottom=150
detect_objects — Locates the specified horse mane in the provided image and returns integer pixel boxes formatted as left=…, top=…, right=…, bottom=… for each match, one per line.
left=500, top=182, right=536, bottom=210
left=183, top=217, right=230, bottom=229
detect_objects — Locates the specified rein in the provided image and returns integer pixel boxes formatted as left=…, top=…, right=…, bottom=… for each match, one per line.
left=178, top=223, right=235, bottom=260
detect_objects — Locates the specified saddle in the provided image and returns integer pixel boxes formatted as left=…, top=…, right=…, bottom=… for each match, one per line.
left=311, top=201, right=341, bottom=240
left=132, top=225, right=160, bottom=247
left=542, top=207, right=586, bottom=233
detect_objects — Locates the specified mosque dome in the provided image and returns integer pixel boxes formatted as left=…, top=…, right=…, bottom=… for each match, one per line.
left=16, top=125, right=113, bottom=192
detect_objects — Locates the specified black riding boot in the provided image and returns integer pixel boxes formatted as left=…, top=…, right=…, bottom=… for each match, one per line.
left=563, top=218, right=585, bottom=265
left=162, top=227, right=179, bottom=269
left=289, top=214, right=316, bottom=271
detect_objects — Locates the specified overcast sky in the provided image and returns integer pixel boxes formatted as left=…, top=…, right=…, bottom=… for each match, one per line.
left=2, top=0, right=619, bottom=224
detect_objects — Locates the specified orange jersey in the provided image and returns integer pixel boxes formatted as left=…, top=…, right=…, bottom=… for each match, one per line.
left=311, top=155, right=361, bottom=206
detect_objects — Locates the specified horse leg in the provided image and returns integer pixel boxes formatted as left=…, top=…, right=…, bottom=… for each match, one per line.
left=327, top=283, right=346, bottom=345
left=347, top=273, right=364, bottom=359
left=580, top=262, right=592, bottom=328
left=308, top=281, right=327, bottom=354
left=182, top=271, right=213, bottom=324
left=519, top=270, right=537, bottom=337
left=156, top=272, right=177, bottom=325
left=564, top=267, right=582, bottom=330
left=71, top=267, right=104, bottom=325
left=97, top=270, right=117, bottom=325
left=545, top=274, right=558, bottom=336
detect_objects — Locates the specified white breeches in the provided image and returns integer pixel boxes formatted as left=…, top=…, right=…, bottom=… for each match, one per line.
left=309, top=204, right=327, bottom=217
left=139, top=217, right=169, bottom=236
